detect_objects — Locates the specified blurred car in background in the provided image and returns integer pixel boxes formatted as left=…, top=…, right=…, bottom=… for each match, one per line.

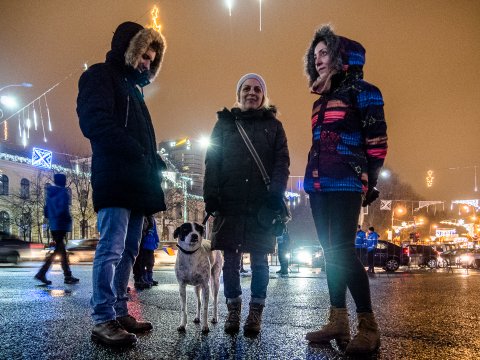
left=288, top=245, right=325, bottom=269
left=359, top=240, right=410, bottom=272
left=405, top=244, right=439, bottom=268
left=66, top=238, right=99, bottom=263
left=458, top=249, right=480, bottom=269
left=0, top=232, right=45, bottom=263
left=438, top=248, right=471, bottom=268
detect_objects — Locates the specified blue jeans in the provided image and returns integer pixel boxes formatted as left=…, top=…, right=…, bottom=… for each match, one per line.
left=91, top=208, right=144, bottom=324
left=223, top=251, right=269, bottom=305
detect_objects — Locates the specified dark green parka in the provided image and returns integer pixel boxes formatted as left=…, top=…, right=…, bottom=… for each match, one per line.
left=204, top=107, right=290, bottom=254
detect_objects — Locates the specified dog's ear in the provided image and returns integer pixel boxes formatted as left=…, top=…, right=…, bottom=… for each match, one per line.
left=194, top=222, right=204, bottom=237
left=173, top=227, right=181, bottom=239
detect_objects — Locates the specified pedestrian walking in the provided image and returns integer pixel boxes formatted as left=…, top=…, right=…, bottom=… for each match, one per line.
left=276, top=231, right=290, bottom=275
left=302, top=25, right=387, bottom=354
left=203, top=73, right=290, bottom=335
left=240, top=254, right=249, bottom=274
left=77, top=21, right=167, bottom=347
left=366, top=226, right=379, bottom=274
left=35, top=173, right=79, bottom=285
left=133, top=215, right=160, bottom=289
left=355, top=225, right=367, bottom=265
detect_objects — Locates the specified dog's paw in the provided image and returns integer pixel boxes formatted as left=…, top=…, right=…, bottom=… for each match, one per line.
left=193, top=317, right=200, bottom=323
left=201, top=326, right=210, bottom=333
left=211, top=317, right=218, bottom=324
left=177, top=325, right=186, bottom=332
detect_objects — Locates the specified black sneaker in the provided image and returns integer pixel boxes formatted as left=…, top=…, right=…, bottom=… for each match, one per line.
left=91, top=320, right=137, bottom=347
left=34, top=273, right=52, bottom=285
left=134, top=280, right=151, bottom=290
left=64, top=276, right=80, bottom=284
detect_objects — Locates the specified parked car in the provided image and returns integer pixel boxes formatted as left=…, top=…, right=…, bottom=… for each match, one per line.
left=359, top=240, right=410, bottom=272
left=0, top=232, right=45, bottom=264
left=66, top=238, right=99, bottom=263
left=405, top=244, right=439, bottom=268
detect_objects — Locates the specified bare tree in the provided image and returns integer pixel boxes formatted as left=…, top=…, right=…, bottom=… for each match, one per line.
left=4, top=170, right=51, bottom=242
left=67, top=158, right=95, bottom=239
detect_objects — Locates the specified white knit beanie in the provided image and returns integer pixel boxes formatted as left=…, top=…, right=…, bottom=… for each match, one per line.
left=236, top=73, right=267, bottom=101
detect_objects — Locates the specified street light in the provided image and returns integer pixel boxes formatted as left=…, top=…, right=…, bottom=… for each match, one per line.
left=391, top=206, right=406, bottom=241
left=0, top=82, right=33, bottom=120
left=0, top=82, right=33, bottom=93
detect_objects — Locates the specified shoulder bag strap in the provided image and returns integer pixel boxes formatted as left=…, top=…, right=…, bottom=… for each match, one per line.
left=235, top=120, right=270, bottom=187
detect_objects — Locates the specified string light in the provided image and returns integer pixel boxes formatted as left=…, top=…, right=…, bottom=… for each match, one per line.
left=147, top=5, right=162, bottom=33
left=259, top=0, right=262, bottom=31
left=426, top=170, right=434, bottom=187
left=226, top=0, right=233, bottom=16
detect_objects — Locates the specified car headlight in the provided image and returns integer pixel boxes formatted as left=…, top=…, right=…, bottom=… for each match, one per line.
left=459, top=255, right=472, bottom=263
left=296, top=251, right=312, bottom=264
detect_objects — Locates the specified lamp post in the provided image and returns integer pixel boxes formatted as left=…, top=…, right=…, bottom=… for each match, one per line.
left=391, top=206, right=405, bottom=242
left=0, top=82, right=33, bottom=93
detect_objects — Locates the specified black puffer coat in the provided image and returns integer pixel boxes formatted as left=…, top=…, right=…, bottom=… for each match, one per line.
left=77, top=22, right=166, bottom=215
left=204, top=107, right=290, bottom=254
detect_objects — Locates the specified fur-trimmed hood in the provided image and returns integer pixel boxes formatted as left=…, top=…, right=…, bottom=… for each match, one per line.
left=107, top=21, right=166, bottom=81
left=304, top=25, right=365, bottom=87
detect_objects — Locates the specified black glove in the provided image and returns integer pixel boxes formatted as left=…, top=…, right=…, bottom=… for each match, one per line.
left=362, top=187, right=380, bottom=207
left=205, top=197, right=220, bottom=214
left=266, top=193, right=284, bottom=211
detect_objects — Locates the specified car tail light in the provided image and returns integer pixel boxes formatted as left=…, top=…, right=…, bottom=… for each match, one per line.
left=402, top=247, right=409, bottom=256
left=29, top=243, right=44, bottom=249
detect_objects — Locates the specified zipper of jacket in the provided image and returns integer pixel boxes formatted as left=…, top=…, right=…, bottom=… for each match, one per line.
left=124, top=78, right=130, bottom=128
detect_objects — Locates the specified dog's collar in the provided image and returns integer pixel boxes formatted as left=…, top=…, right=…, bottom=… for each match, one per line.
left=177, top=244, right=200, bottom=254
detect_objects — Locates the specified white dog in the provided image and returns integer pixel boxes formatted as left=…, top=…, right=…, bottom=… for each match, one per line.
left=174, top=222, right=224, bottom=333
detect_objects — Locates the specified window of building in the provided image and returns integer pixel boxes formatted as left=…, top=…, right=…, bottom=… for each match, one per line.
left=20, top=178, right=30, bottom=199
left=0, top=175, right=9, bottom=195
left=0, top=211, right=10, bottom=233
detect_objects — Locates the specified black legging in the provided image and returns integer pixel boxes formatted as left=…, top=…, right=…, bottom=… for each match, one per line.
left=39, top=230, right=71, bottom=277
left=310, top=192, right=372, bottom=313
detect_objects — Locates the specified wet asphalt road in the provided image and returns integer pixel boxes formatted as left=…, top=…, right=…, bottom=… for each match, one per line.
left=1, top=263, right=480, bottom=360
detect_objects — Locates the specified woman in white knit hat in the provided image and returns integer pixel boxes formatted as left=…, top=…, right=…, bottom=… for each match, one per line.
left=203, top=73, right=290, bottom=335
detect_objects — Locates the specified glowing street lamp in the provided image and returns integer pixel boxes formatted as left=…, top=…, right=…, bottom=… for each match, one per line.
left=0, top=82, right=33, bottom=120
left=0, top=95, right=18, bottom=109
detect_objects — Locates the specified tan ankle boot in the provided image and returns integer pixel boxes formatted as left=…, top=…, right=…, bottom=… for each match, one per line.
left=305, top=307, right=350, bottom=346
left=346, top=312, right=380, bottom=354
left=224, top=301, right=242, bottom=333
left=243, top=303, right=264, bottom=334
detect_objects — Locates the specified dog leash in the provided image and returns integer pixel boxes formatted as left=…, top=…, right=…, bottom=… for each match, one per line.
left=202, top=213, right=213, bottom=225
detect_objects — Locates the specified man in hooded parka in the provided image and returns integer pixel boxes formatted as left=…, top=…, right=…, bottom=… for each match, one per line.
left=77, top=21, right=166, bottom=347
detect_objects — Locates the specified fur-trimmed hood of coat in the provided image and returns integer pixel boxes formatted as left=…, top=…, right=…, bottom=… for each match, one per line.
left=107, top=21, right=166, bottom=81
left=304, top=25, right=365, bottom=87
